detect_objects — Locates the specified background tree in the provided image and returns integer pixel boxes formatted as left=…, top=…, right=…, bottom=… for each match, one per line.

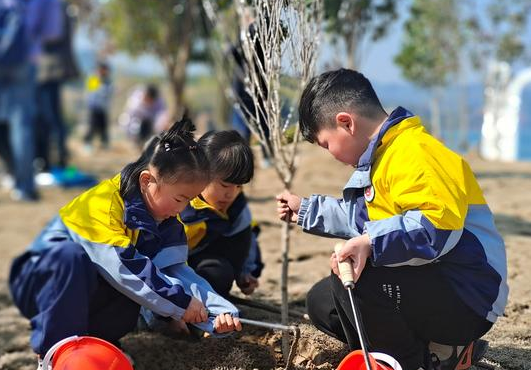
left=204, top=0, right=322, bottom=362
left=462, top=0, right=531, bottom=158
left=323, top=0, right=397, bottom=69
left=394, top=0, right=462, bottom=139
left=103, top=0, right=215, bottom=118
left=463, top=0, right=531, bottom=72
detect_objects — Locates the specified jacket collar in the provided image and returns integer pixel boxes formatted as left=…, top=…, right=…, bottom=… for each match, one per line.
left=344, top=106, right=414, bottom=190
left=122, top=189, right=161, bottom=233
left=180, top=193, right=247, bottom=223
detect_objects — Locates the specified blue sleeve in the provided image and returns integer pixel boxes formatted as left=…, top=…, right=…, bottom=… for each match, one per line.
left=241, top=229, right=263, bottom=277
left=297, top=195, right=361, bottom=239
left=78, top=241, right=192, bottom=321
left=161, top=263, right=239, bottom=337
left=364, top=210, right=463, bottom=267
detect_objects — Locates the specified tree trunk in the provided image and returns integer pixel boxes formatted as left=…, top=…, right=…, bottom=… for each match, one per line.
left=458, top=83, right=470, bottom=152
left=345, top=32, right=358, bottom=70
left=280, top=192, right=292, bottom=361
left=429, top=88, right=442, bottom=140
left=164, top=3, right=194, bottom=121
left=170, top=63, right=187, bottom=120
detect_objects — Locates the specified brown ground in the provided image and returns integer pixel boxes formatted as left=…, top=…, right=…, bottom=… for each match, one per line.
left=0, top=138, right=530, bottom=370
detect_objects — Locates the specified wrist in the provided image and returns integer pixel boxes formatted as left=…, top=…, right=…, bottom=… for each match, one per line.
left=297, top=197, right=310, bottom=227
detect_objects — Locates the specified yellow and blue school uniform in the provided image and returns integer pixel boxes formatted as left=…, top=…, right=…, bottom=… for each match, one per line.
left=180, top=193, right=263, bottom=278
left=298, top=107, right=508, bottom=323
left=9, top=173, right=237, bottom=354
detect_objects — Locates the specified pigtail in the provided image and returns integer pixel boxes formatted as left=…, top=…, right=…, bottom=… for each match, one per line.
left=159, top=118, right=196, bottom=150
left=119, top=118, right=211, bottom=200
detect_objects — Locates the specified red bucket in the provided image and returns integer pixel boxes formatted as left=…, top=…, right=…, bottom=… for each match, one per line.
left=337, top=350, right=402, bottom=370
left=42, top=336, right=133, bottom=370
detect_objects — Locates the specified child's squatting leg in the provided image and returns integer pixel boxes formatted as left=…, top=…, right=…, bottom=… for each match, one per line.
left=9, top=242, right=140, bottom=355
left=307, top=264, right=492, bottom=370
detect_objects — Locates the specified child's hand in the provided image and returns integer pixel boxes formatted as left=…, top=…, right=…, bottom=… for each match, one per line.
left=330, top=234, right=372, bottom=283
left=276, top=190, right=301, bottom=223
left=182, top=297, right=208, bottom=324
left=214, top=313, right=242, bottom=333
left=237, top=273, right=259, bottom=295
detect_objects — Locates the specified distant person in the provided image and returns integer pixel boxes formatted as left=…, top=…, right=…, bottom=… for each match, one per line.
left=119, top=84, right=166, bottom=149
left=230, top=19, right=272, bottom=168
left=277, top=69, right=507, bottom=370
left=9, top=119, right=241, bottom=370
left=0, top=0, right=63, bottom=201
left=84, top=61, right=112, bottom=150
left=180, top=130, right=264, bottom=297
left=35, top=0, right=79, bottom=171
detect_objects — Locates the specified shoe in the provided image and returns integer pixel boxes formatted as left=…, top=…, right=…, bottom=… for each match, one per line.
left=10, top=189, right=40, bottom=202
left=1, top=174, right=14, bottom=190
left=429, top=339, right=489, bottom=370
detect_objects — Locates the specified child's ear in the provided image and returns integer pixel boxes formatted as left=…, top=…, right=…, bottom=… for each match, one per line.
left=335, top=112, right=356, bottom=135
left=139, top=170, right=152, bottom=192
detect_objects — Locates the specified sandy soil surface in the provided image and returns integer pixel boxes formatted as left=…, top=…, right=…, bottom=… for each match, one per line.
left=0, top=138, right=530, bottom=370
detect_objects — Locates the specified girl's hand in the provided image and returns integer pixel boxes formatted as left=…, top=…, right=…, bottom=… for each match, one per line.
left=276, top=190, right=301, bottom=223
left=330, top=234, right=372, bottom=283
left=237, top=273, right=259, bottom=295
left=214, top=313, right=242, bottom=333
left=182, top=297, right=208, bottom=323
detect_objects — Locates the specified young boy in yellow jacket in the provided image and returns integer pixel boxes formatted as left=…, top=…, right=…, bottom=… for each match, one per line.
left=277, top=69, right=507, bottom=370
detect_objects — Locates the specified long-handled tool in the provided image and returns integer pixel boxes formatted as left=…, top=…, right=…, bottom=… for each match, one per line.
left=236, top=317, right=300, bottom=370
left=238, top=317, right=299, bottom=333
left=334, top=243, right=376, bottom=370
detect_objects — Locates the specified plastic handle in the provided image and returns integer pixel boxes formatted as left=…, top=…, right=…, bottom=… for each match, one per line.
left=334, top=243, right=355, bottom=289
left=41, top=335, right=79, bottom=369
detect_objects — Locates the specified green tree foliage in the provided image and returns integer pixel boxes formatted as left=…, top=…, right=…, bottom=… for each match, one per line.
left=394, top=0, right=461, bottom=88
left=394, top=0, right=462, bottom=138
left=323, top=0, right=397, bottom=69
left=103, top=0, right=224, bottom=116
left=463, top=0, right=531, bottom=69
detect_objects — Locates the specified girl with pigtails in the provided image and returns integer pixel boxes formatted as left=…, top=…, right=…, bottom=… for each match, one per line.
left=9, top=119, right=241, bottom=368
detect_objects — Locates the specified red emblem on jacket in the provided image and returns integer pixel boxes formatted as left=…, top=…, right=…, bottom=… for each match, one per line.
left=364, top=185, right=375, bottom=202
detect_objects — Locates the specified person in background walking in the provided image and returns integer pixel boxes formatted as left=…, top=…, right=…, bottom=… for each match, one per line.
left=84, top=61, right=112, bottom=151
left=0, top=0, right=63, bottom=201
left=35, top=0, right=79, bottom=171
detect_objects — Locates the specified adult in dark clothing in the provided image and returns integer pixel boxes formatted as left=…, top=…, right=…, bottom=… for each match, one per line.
left=230, top=23, right=271, bottom=166
left=35, top=1, right=79, bottom=171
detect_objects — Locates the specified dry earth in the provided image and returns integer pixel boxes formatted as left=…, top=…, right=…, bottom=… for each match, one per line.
left=0, top=137, right=530, bottom=370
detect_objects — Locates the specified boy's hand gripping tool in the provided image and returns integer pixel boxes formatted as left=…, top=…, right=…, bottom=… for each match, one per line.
left=335, top=243, right=374, bottom=370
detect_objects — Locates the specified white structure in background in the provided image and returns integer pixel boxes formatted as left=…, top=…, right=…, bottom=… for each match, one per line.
left=481, top=62, right=531, bottom=161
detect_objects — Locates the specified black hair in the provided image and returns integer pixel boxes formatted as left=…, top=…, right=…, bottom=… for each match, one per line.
left=145, top=84, right=159, bottom=100
left=198, top=130, right=254, bottom=185
left=97, top=60, right=109, bottom=71
left=298, top=68, right=386, bottom=143
left=120, top=118, right=210, bottom=199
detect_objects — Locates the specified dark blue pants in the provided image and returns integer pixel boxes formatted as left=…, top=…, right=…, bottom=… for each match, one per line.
left=36, top=81, right=68, bottom=170
left=0, top=63, right=37, bottom=197
left=306, top=265, right=492, bottom=370
left=188, top=228, right=253, bottom=297
left=9, top=242, right=140, bottom=355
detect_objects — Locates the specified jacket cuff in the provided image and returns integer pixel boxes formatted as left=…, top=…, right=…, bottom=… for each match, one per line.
left=297, top=197, right=310, bottom=227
